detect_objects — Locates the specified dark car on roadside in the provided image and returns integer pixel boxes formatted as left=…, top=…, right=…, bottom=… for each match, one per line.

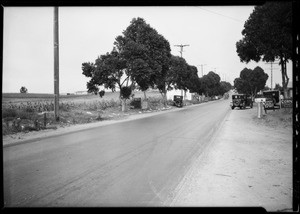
left=262, top=90, right=280, bottom=110
left=173, top=95, right=183, bottom=107
left=230, top=94, right=253, bottom=110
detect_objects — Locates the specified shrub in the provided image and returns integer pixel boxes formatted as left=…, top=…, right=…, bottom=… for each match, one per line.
left=2, top=108, right=18, bottom=118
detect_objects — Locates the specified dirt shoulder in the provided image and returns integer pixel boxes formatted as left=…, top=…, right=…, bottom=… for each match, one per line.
left=171, top=104, right=293, bottom=212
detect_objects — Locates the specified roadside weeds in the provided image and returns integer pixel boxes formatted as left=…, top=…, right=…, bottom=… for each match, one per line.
left=2, top=100, right=215, bottom=147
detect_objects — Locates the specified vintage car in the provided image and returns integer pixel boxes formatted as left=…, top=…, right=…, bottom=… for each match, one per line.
left=262, top=90, right=281, bottom=110
left=230, top=94, right=253, bottom=110
left=173, top=95, right=183, bottom=107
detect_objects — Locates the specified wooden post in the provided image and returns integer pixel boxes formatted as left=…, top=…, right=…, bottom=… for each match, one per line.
left=43, top=112, right=47, bottom=127
left=257, top=102, right=262, bottom=118
left=54, top=7, right=59, bottom=121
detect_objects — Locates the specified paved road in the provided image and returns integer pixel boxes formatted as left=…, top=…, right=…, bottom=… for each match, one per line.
left=3, top=98, right=231, bottom=207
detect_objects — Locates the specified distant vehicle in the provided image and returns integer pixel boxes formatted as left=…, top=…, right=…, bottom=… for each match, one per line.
left=230, top=94, right=253, bottom=110
left=173, top=95, right=183, bottom=107
left=262, top=90, right=280, bottom=109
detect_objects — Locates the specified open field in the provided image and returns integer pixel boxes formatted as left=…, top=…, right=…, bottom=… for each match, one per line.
left=2, top=90, right=174, bottom=136
left=2, top=90, right=162, bottom=104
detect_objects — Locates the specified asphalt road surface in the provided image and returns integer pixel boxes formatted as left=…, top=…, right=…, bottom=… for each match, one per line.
left=4, top=98, right=231, bottom=207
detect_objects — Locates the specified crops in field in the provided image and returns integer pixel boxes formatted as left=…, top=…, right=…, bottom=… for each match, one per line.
left=2, top=90, right=165, bottom=135
left=2, top=99, right=121, bottom=113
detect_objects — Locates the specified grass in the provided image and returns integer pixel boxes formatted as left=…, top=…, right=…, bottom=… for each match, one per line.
left=252, top=105, right=292, bottom=129
left=2, top=90, right=169, bottom=135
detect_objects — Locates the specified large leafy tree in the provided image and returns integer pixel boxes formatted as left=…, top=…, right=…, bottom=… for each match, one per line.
left=167, top=56, right=200, bottom=99
left=114, top=17, right=172, bottom=102
left=236, top=2, right=292, bottom=97
left=185, top=65, right=200, bottom=93
left=82, top=48, right=130, bottom=111
left=234, top=66, right=268, bottom=97
left=82, top=17, right=172, bottom=110
left=198, top=71, right=222, bottom=97
left=220, top=81, right=232, bottom=95
left=168, top=56, right=189, bottom=91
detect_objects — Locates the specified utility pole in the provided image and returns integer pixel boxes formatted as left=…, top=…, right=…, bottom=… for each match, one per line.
left=174, top=44, right=189, bottom=98
left=174, top=44, right=189, bottom=58
left=198, top=64, right=206, bottom=77
left=54, top=7, right=59, bottom=121
left=265, top=61, right=279, bottom=90
left=214, top=67, right=218, bottom=76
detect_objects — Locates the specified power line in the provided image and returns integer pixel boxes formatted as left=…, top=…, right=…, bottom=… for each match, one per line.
left=197, top=7, right=244, bottom=23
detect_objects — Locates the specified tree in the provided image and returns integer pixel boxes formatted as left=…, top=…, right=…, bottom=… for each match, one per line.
left=115, top=17, right=172, bottom=102
left=220, top=81, right=232, bottom=95
left=166, top=56, right=201, bottom=100
left=236, top=2, right=292, bottom=97
left=263, top=85, right=270, bottom=91
left=168, top=56, right=189, bottom=91
left=234, top=66, right=268, bottom=97
left=274, top=83, right=283, bottom=92
left=82, top=17, right=172, bottom=110
left=82, top=48, right=130, bottom=111
left=186, top=65, right=200, bottom=93
left=20, top=86, right=28, bottom=93
left=200, top=71, right=222, bottom=97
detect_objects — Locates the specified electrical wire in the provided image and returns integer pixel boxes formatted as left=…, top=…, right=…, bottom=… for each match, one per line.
left=197, top=7, right=245, bottom=23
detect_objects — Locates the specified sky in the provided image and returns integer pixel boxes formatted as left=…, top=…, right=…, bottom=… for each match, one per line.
left=2, top=6, right=293, bottom=94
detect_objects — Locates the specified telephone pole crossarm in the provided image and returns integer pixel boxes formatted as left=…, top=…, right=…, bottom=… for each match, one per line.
left=174, top=44, right=189, bottom=58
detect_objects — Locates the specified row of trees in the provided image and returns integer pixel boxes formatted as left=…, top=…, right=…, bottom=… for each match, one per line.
left=82, top=17, right=232, bottom=111
left=233, top=66, right=269, bottom=97
left=236, top=1, right=292, bottom=98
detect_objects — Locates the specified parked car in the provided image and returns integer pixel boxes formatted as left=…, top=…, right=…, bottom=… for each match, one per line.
left=173, top=95, right=183, bottom=107
left=262, top=90, right=280, bottom=109
left=230, top=94, right=253, bottom=110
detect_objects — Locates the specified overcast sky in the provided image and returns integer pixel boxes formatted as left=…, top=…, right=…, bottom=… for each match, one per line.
left=2, top=6, right=292, bottom=94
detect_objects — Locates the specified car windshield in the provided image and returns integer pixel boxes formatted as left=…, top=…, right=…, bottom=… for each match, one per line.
left=232, top=95, right=244, bottom=99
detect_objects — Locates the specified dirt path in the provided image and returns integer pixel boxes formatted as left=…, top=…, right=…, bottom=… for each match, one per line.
left=170, top=105, right=293, bottom=212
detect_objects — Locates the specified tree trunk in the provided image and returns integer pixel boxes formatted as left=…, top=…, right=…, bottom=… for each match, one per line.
left=280, top=56, right=289, bottom=98
left=163, top=92, right=167, bottom=107
left=159, top=88, right=167, bottom=107
left=121, top=99, right=126, bottom=112
left=119, top=90, right=126, bottom=112
left=143, top=91, right=147, bottom=100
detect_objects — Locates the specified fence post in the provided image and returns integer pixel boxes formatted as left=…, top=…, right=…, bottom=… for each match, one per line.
left=43, top=112, right=47, bottom=128
left=34, top=119, right=39, bottom=130
left=257, top=102, right=262, bottom=118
